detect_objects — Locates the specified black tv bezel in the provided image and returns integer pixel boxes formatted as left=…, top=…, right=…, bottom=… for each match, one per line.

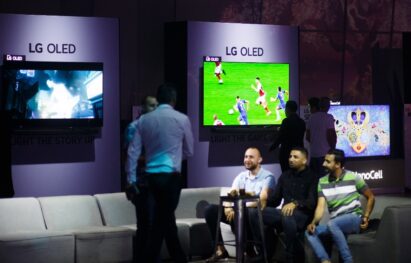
left=1, top=60, right=104, bottom=131
left=200, top=59, right=290, bottom=129
left=328, top=104, right=391, bottom=159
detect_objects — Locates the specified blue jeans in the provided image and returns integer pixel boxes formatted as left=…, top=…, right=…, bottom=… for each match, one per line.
left=305, top=213, right=361, bottom=263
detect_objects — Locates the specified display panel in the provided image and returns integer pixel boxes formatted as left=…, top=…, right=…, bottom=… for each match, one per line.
left=329, top=105, right=390, bottom=157
left=202, top=57, right=289, bottom=126
left=1, top=61, right=103, bottom=128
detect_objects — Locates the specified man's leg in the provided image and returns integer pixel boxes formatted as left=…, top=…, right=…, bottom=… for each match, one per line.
left=147, top=173, right=187, bottom=263
left=204, top=204, right=230, bottom=262
left=305, top=225, right=331, bottom=262
left=327, top=214, right=361, bottom=263
left=248, top=207, right=282, bottom=259
left=133, top=181, right=150, bottom=263
left=280, top=210, right=309, bottom=263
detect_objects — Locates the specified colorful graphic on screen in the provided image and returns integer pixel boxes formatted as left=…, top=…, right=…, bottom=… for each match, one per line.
left=203, top=58, right=290, bottom=126
left=329, top=105, right=390, bottom=157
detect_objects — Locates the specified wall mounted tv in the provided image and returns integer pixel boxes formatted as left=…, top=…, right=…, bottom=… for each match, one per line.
left=328, top=105, right=390, bottom=158
left=1, top=61, right=103, bottom=129
left=202, top=57, right=290, bottom=127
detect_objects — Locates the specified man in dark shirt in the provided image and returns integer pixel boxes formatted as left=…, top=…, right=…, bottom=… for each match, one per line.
left=270, top=100, right=306, bottom=172
left=249, top=147, right=317, bottom=263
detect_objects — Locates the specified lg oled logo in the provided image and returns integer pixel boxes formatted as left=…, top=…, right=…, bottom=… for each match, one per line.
left=354, top=170, right=383, bottom=180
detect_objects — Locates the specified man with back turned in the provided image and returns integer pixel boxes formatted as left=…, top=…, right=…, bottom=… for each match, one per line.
left=126, top=83, right=194, bottom=262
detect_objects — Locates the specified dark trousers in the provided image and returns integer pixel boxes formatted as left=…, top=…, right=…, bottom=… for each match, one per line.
left=250, top=207, right=310, bottom=263
left=204, top=204, right=235, bottom=244
left=131, top=178, right=155, bottom=263
left=279, top=147, right=291, bottom=173
left=147, top=173, right=187, bottom=263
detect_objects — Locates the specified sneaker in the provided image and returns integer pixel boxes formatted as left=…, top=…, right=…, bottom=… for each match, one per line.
left=205, top=250, right=229, bottom=262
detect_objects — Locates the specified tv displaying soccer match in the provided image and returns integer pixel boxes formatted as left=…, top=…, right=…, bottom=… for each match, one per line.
left=202, top=58, right=290, bottom=126
left=1, top=61, right=103, bottom=128
left=328, top=105, right=390, bottom=157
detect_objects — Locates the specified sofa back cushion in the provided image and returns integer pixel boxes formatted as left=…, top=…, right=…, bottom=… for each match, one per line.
left=0, top=197, right=46, bottom=233
left=175, top=187, right=222, bottom=218
left=38, top=195, right=103, bottom=230
left=94, top=193, right=136, bottom=226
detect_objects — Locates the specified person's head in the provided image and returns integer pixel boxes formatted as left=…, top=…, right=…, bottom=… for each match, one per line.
left=243, top=147, right=262, bottom=173
left=288, top=147, right=308, bottom=172
left=213, top=114, right=218, bottom=120
left=308, top=97, right=320, bottom=113
left=141, top=96, right=158, bottom=114
left=285, top=100, right=298, bottom=117
left=156, top=83, right=177, bottom=106
left=255, top=77, right=260, bottom=83
left=319, top=97, right=331, bottom=112
left=278, top=86, right=282, bottom=92
left=236, top=96, right=240, bottom=102
left=323, top=148, right=345, bottom=175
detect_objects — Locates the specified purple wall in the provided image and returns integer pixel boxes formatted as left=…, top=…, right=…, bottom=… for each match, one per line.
left=0, top=14, right=120, bottom=197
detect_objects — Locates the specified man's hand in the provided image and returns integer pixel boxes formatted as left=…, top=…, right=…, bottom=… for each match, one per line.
left=306, top=223, right=316, bottom=234
left=224, top=207, right=235, bottom=222
left=360, top=216, right=369, bottom=230
left=281, top=202, right=297, bottom=216
left=125, top=183, right=140, bottom=202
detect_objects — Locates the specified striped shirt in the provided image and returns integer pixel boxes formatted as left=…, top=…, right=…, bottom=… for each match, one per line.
left=318, top=170, right=368, bottom=219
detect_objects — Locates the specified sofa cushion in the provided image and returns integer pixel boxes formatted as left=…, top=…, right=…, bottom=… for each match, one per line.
left=0, top=197, right=46, bottom=233
left=94, top=192, right=136, bottom=226
left=176, top=187, right=223, bottom=219
left=38, top=195, right=104, bottom=231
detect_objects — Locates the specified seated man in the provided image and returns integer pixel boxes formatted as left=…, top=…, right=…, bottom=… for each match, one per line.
left=204, top=147, right=276, bottom=262
left=249, top=146, right=317, bottom=263
left=305, top=149, right=375, bottom=263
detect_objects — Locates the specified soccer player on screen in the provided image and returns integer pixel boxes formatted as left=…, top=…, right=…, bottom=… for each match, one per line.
left=251, top=77, right=271, bottom=116
left=213, top=114, right=225, bottom=126
left=235, top=96, right=249, bottom=125
left=270, top=86, right=288, bottom=121
left=214, top=61, right=225, bottom=84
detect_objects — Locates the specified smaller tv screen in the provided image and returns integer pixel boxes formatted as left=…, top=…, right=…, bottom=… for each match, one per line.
left=1, top=61, right=103, bottom=128
left=328, top=105, right=390, bottom=157
left=202, top=57, right=290, bottom=126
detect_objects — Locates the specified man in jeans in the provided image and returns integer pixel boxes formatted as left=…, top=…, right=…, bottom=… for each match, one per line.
left=306, top=149, right=375, bottom=263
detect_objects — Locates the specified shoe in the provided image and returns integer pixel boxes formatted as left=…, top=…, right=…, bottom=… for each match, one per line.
left=205, top=250, right=229, bottom=262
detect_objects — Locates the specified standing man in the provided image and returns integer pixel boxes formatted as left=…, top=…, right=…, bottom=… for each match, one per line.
left=235, top=96, right=249, bottom=125
left=124, top=95, right=158, bottom=263
left=204, top=147, right=275, bottom=263
left=306, top=96, right=337, bottom=177
left=270, top=86, right=288, bottom=121
left=126, top=83, right=194, bottom=263
left=306, top=149, right=375, bottom=263
left=270, top=100, right=306, bottom=172
left=249, top=147, right=317, bottom=263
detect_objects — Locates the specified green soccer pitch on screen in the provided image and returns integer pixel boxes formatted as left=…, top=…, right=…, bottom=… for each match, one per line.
left=202, top=60, right=290, bottom=127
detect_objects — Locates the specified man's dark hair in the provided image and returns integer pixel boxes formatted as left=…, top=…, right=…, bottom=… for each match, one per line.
left=308, top=97, right=320, bottom=110
left=285, top=100, right=298, bottom=113
left=291, top=146, right=309, bottom=159
left=278, top=86, right=282, bottom=91
left=327, top=148, right=345, bottom=166
left=319, top=96, right=331, bottom=111
left=157, top=83, right=177, bottom=104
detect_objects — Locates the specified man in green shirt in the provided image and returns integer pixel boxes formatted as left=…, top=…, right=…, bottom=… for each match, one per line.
left=305, top=149, right=375, bottom=263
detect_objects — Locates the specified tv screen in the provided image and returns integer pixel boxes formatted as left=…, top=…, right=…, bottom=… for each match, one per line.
left=328, top=105, right=390, bottom=157
left=202, top=57, right=290, bottom=126
left=1, top=61, right=103, bottom=128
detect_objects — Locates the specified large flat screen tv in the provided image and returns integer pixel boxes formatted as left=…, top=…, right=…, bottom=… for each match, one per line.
left=202, top=57, right=290, bottom=126
left=1, top=61, right=103, bottom=129
left=328, top=105, right=390, bottom=157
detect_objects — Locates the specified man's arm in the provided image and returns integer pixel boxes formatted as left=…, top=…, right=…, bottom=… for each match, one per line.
left=270, top=119, right=287, bottom=151
left=361, top=188, right=375, bottom=229
left=307, top=197, right=326, bottom=234
left=183, top=117, right=194, bottom=158
left=305, top=129, right=311, bottom=143
left=326, top=128, right=337, bottom=149
left=294, top=174, right=317, bottom=211
left=125, top=126, right=142, bottom=184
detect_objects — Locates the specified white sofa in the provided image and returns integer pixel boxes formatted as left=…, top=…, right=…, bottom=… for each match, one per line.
left=1, top=189, right=411, bottom=263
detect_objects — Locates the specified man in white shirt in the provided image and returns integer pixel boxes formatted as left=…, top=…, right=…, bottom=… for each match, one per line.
left=126, top=83, right=194, bottom=263
left=306, top=97, right=337, bottom=177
